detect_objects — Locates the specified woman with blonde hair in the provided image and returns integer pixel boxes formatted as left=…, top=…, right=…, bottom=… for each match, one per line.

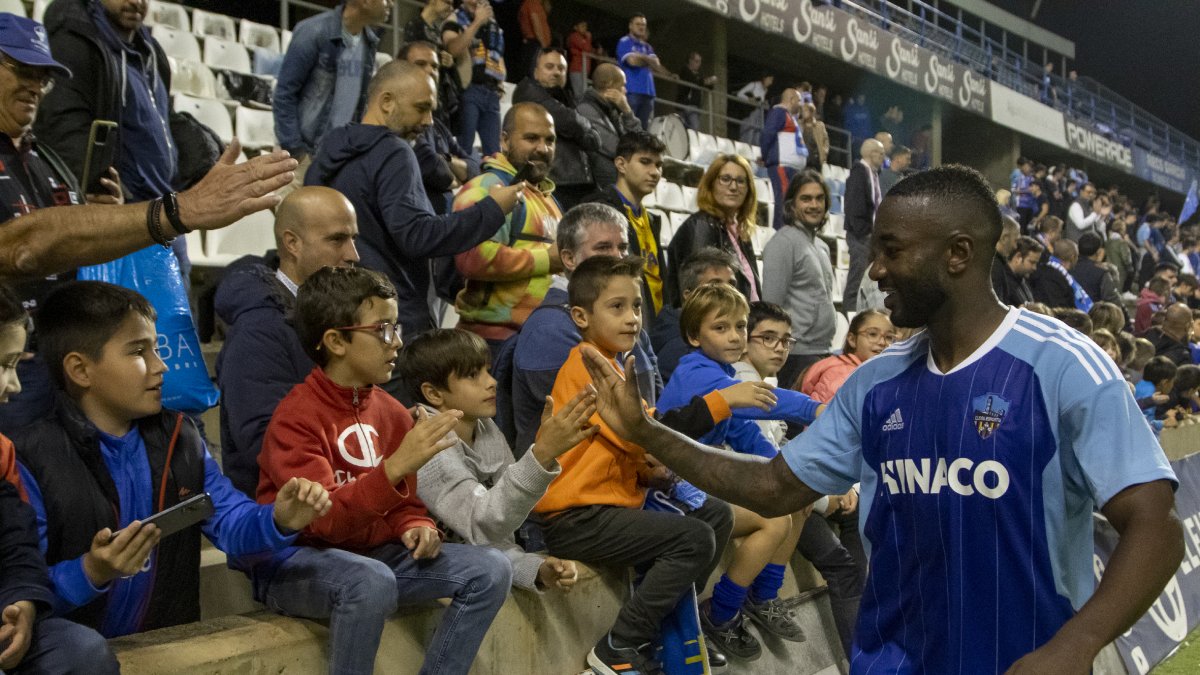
left=666, top=154, right=762, bottom=305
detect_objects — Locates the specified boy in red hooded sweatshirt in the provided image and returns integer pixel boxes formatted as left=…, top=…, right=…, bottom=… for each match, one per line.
left=254, top=266, right=511, bottom=675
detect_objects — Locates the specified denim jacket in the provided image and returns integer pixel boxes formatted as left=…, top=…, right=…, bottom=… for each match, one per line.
left=273, top=4, right=378, bottom=156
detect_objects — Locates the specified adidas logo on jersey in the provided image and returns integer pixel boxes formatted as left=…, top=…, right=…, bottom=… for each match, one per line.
left=882, top=409, right=905, bottom=431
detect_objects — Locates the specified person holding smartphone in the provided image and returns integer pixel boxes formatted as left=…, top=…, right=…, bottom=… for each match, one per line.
left=0, top=13, right=125, bottom=435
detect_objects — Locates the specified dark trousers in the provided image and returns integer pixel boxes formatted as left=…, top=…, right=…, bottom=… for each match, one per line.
left=797, top=509, right=866, bottom=658
left=539, top=498, right=734, bottom=645
left=628, top=93, right=655, bottom=129
left=9, top=617, right=119, bottom=675
left=843, top=233, right=871, bottom=312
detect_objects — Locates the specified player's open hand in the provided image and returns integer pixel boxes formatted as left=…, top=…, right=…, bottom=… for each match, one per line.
left=272, top=477, right=333, bottom=532
left=580, top=347, right=652, bottom=443
left=1004, top=637, right=1094, bottom=675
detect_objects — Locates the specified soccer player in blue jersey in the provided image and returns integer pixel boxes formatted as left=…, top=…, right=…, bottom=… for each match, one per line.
left=580, top=165, right=1183, bottom=675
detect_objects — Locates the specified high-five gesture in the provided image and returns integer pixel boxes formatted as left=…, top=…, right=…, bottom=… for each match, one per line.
left=579, top=346, right=653, bottom=444
left=531, top=390, right=598, bottom=467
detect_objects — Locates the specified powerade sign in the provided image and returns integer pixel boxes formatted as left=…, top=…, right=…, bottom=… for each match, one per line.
left=1065, top=120, right=1134, bottom=171
left=1095, top=452, right=1200, bottom=673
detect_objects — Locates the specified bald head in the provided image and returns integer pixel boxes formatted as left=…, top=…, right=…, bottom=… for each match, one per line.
left=780, top=88, right=802, bottom=115
left=1164, top=303, right=1193, bottom=337
left=874, top=131, right=894, bottom=154
left=275, top=187, right=360, bottom=284
left=861, top=139, right=885, bottom=170
left=363, top=60, right=437, bottom=140
left=1053, top=239, right=1078, bottom=267
left=592, top=63, right=626, bottom=92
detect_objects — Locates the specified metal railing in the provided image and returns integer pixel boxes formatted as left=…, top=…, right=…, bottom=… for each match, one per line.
left=835, top=0, right=1199, bottom=172
left=582, top=53, right=854, bottom=169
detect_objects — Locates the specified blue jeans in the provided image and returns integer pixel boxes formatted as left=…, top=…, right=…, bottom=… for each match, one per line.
left=259, top=544, right=511, bottom=675
left=458, top=83, right=501, bottom=158
left=7, top=617, right=118, bottom=675
left=628, top=93, right=655, bottom=129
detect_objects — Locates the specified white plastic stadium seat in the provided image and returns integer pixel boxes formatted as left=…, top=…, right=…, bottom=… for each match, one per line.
left=755, top=177, right=773, bottom=205
left=205, top=209, right=276, bottom=264
left=31, top=0, right=49, bottom=22
left=375, top=51, right=393, bottom=74
left=680, top=186, right=698, bottom=211
left=152, top=25, right=201, bottom=63
left=147, top=1, right=189, bottom=31
left=734, top=141, right=754, bottom=162
left=184, top=230, right=217, bottom=267
left=281, top=30, right=293, bottom=52
left=642, top=185, right=658, bottom=209
left=0, top=0, right=26, bottom=17
left=657, top=182, right=685, bottom=212
left=235, top=105, right=276, bottom=150
left=239, top=19, right=281, bottom=53
left=715, top=136, right=736, bottom=158
left=204, top=36, right=252, bottom=73
left=173, top=93, right=233, bottom=143
left=191, top=8, right=235, bottom=41
left=168, top=59, right=217, bottom=99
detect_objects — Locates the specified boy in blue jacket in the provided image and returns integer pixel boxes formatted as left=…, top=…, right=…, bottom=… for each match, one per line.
left=12, top=281, right=331, bottom=638
left=657, top=284, right=823, bottom=658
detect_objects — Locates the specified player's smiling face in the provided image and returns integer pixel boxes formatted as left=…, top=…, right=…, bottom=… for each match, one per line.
left=868, top=196, right=950, bottom=328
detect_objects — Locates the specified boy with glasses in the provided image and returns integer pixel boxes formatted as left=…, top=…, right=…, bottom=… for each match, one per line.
left=254, top=266, right=512, bottom=675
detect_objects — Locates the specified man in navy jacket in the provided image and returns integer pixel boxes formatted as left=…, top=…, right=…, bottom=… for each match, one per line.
left=215, top=187, right=361, bottom=497
left=306, top=61, right=526, bottom=342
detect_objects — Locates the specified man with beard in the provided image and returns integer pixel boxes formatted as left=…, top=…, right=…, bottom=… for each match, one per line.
left=306, top=61, right=526, bottom=346
left=761, top=169, right=836, bottom=390
left=512, top=47, right=600, bottom=210
left=453, top=102, right=564, bottom=353
left=578, top=164, right=1181, bottom=675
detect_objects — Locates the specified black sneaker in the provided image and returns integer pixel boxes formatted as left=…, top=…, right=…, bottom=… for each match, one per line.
left=705, top=637, right=728, bottom=669
left=587, top=633, right=665, bottom=675
left=699, top=599, right=762, bottom=661
left=743, top=595, right=807, bottom=642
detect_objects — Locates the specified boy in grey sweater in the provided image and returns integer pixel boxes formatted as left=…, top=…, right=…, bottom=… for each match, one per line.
left=402, top=328, right=598, bottom=591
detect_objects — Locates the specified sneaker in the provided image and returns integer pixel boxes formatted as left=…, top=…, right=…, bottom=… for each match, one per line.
left=700, top=599, right=762, bottom=661
left=743, top=595, right=807, bottom=642
left=705, top=638, right=728, bottom=669
left=587, top=633, right=664, bottom=675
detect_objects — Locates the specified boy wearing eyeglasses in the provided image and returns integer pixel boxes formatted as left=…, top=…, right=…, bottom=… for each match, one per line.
left=657, top=286, right=824, bottom=658
left=254, top=266, right=512, bottom=675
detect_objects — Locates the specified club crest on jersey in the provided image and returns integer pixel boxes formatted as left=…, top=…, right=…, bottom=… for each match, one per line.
left=972, top=394, right=1010, bottom=439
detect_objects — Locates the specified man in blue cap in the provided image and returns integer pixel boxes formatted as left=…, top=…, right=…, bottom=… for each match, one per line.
left=0, top=14, right=121, bottom=675
left=0, top=11, right=124, bottom=434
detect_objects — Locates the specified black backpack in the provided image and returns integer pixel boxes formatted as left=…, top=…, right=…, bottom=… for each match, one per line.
left=169, top=111, right=223, bottom=191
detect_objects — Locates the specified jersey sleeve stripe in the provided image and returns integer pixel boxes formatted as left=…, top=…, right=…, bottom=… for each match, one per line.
left=1015, top=312, right=1124, bottom=380
left=1011, top=323, right=1107, bottom=385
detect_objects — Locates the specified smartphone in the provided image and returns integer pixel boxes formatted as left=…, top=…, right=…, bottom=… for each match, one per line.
left=110, top=493, right=214, bottom=543
left=81, top=120, right=119, bottom=196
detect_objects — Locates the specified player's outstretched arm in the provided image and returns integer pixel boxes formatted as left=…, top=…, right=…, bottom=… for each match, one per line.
left=581, top=346, right=823, bottom=517
left=1005, top=479, right=1182, bottom=675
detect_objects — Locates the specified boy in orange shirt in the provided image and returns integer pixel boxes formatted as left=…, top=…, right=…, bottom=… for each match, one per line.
left=533, top=255, right=736, bottom=675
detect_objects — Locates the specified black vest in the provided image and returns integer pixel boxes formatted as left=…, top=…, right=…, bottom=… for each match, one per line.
left=12, top=396, right=206, bottom=632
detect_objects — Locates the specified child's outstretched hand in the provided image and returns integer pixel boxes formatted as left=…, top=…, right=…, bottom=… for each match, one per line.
left=385, top=407, right=462, bottom=484
left=272, top=477, right=333, bottom=532
left=531, top=390, right=598, bottom=468
left=536, top=556, right=579, bottom=592
left=718, top=380, right=777, bottom=412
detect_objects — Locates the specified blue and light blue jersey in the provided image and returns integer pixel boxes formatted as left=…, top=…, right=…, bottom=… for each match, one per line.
left=782, top=307, right=1176, bottom=673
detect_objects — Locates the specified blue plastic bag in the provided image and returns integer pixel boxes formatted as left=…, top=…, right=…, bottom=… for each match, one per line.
left=78, top=245, right=219, bottom=414
left=642, top=490, right=711, bottom=675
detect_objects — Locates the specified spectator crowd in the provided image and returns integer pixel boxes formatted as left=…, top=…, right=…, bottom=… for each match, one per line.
left=0, top=2, right=1189, bottom=675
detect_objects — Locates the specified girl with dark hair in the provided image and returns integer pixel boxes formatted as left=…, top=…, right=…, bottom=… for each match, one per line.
left=797, top=309, right=895, bottom=399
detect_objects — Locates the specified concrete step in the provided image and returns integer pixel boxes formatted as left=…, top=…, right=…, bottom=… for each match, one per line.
left=121, top=549, right=847, bottom=674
